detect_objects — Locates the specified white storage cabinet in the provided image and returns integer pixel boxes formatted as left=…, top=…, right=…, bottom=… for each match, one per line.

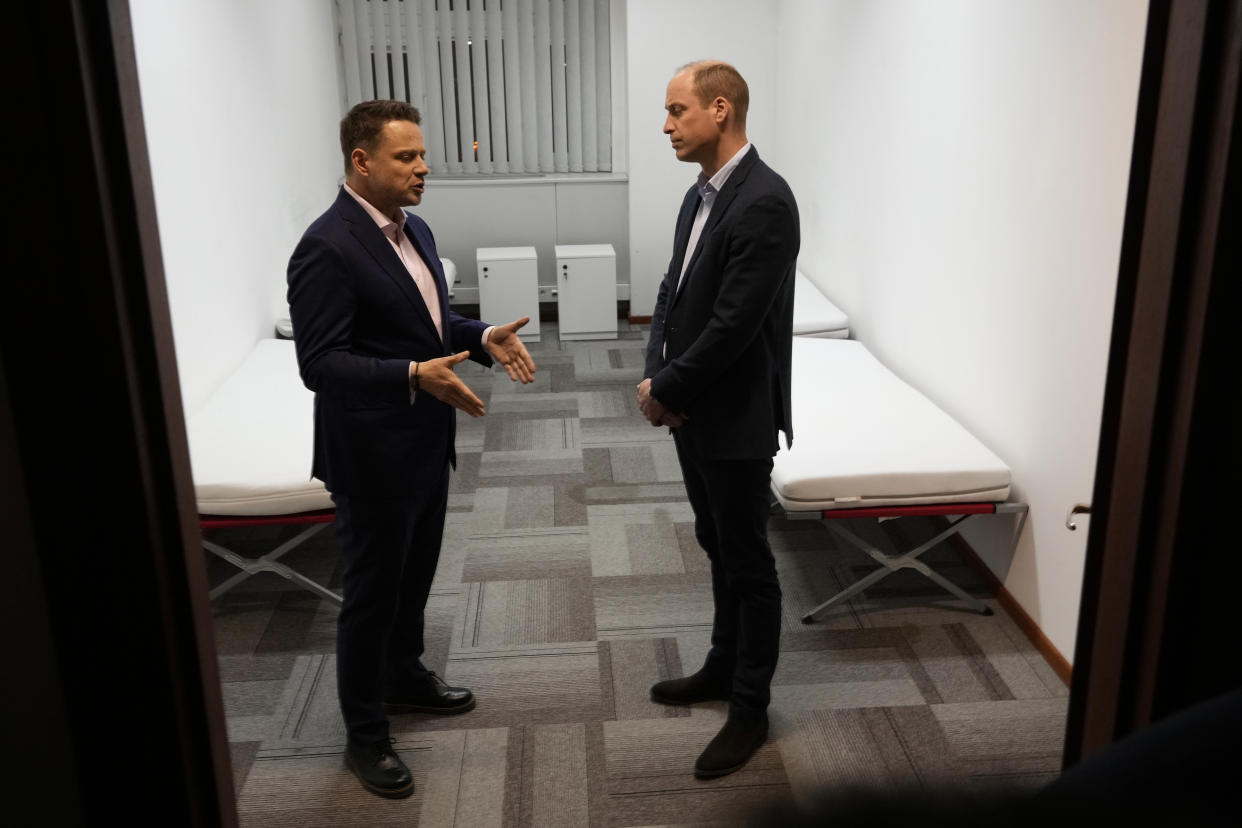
left=476, top=246, right=540, bottom=343
left=555, top=244, right=617, bottom=341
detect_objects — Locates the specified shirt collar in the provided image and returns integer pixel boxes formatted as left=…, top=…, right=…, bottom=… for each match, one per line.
left=696, top=142, right=752, bottom=201
left=343, top=182, right=406, bottom=237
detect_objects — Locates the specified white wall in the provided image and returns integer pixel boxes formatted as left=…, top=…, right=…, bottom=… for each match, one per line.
left=626, top=0, right=779, bottom=316
left=771, top=0, right=1148, bottom=662
left=130, top=0, right=342, bottom=414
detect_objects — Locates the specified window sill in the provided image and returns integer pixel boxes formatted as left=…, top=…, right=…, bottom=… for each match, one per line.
left=428, top=172, right=628, bottom=186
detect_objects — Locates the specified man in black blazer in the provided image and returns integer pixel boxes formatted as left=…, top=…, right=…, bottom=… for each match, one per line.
left=288, top=100, right=535, bottom=799
left=639, top=61, right=799, bottom=779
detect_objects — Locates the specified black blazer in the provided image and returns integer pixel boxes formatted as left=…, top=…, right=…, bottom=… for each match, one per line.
left=644, top=147, right=799, bottom=460
left=287, top=188, right=491, bottom=497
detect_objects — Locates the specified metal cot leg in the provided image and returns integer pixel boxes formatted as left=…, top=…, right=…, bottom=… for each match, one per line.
left=205, top=522, right=341, bottom=604
left=801, top=513, right=993, bottom=623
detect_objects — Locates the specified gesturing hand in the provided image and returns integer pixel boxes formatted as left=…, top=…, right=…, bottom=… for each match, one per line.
left=414, top=351, right=486, bottom=417
left=485, top=317, right=536, bottom=383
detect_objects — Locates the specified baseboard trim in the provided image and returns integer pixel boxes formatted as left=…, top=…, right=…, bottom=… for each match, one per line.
left=937, top=521, right=1073, bottom=687
left=451, top=303, right=632, bottom=322
left=628, top=315, right=652, bottom=325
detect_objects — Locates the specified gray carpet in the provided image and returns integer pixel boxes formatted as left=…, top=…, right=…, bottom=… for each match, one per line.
left=206, top=321, right=1067, bottom=826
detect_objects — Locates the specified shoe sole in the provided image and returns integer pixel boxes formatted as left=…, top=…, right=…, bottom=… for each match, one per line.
left=693, top=726, right=768, bottom=780
left=693, top=760, right=747, bottom=780
left=384, top=697, right=477, bottom=715
left=649, top=690, right=730, bottom=706
left=344, top=754, right=415, bottom=799
left=693, top=742, right=765, bottom=779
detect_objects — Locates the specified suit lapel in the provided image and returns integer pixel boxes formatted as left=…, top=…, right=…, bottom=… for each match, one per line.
left=336, top=191, right=443, bottom=346
left=670, top=187, right=699, bottom=274
left=672, top=148, right=760, bottom=305
left=668, top=190, right=701, bottom=308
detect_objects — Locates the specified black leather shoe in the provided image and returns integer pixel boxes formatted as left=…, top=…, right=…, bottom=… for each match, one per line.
left=384, top=672, right=476, bottom=715
left=650, top=668, right=732, bottom=705
left=694, top=713, right=769, bottom=779
left=344, top=738, right=415, bottom=799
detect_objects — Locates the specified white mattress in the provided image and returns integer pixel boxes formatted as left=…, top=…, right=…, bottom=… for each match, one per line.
left=188, top=339, right=331, bottom=515
left=773, top=339, right=1010, bottom=511
left=793, top=270, right=849, bottom=338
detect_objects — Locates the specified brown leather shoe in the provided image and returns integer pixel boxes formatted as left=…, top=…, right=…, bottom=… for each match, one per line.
left=384, top=671, right=476, bottom=715
left=344, top=738, right=415, bottom=799
left=694, top=713, right=769, bottom=779
left=650, top=668, right=732, bottom=705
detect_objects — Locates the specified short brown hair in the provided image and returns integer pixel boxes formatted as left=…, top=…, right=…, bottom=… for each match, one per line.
left=682, top=61, right=749, bottom=128
left=340, top=99, right=421, bottom=174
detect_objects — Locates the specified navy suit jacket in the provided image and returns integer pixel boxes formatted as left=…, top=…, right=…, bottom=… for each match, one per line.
left=287, top=187, right=491, bottom=497
left=644, top=147, right=799, bottom=460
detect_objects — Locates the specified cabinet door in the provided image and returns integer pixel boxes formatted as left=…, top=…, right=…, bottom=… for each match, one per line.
left=478, top=259, right=541, bottom=341
left=557, top=256, right=617, bottom=339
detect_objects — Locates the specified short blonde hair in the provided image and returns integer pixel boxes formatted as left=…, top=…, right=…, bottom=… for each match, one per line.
left=680, top=60, right=749, bottom=127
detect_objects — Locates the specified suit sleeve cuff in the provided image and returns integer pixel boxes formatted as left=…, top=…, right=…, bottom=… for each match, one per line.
left=649, top=371, right=681, bottom=413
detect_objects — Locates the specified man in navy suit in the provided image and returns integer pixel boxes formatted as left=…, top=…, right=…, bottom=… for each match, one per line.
left=288, top=100, right=534, bottom=799
left=639, top=61, right=799, bottom=779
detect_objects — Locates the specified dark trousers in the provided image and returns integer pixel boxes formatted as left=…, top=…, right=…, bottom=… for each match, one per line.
left=674, top=434, right=781, bottom=716
left=331, top=463, right=450, bottom=745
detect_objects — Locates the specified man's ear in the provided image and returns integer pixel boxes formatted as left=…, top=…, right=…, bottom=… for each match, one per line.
left=350, top=147, right=369, bottom=177
left=713, top=96, right=730, bottom=125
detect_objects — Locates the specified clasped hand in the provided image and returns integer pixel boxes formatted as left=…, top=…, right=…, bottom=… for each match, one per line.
left=417, top=317, right=536, bottom=417
left=636, top=378, right=687, bottom=427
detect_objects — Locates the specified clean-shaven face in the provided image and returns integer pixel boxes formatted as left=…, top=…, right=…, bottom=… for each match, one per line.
left=663, top=70, right=718, bottom=166
left=364, top=119, right=430, bottom=213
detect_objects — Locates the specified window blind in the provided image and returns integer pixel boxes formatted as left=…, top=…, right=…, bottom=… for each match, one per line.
left=338, top=0, right=612, bottom=176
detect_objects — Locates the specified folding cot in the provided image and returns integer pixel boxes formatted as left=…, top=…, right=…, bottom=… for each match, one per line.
left=792, top=270, right=850, bottom=338
left=772, top=337, right=1026, bottom=621
left=191, top=253, right=452, bottom=605
left=188, top=338, right=340, bottom=604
